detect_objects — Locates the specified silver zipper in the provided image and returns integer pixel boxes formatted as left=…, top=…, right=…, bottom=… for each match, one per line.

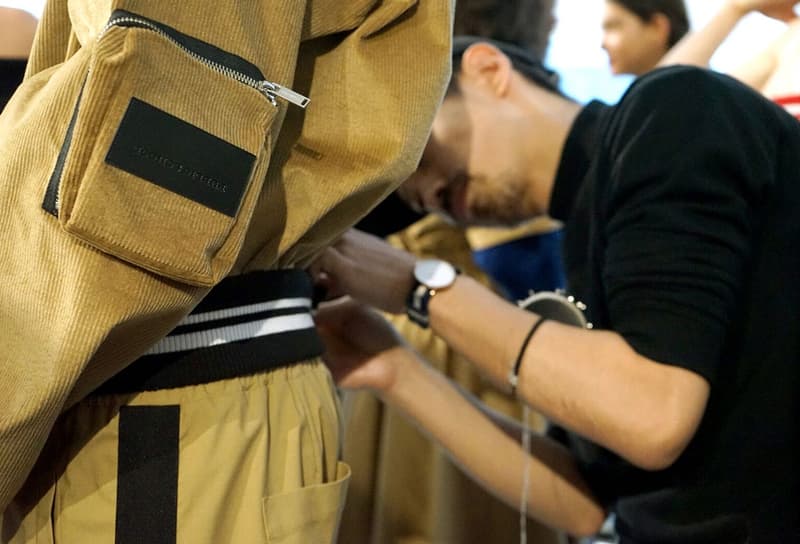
left=99, top=16, right=309, bottom=108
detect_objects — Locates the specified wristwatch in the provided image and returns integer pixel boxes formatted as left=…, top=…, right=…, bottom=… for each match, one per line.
left=406, top=259, right=459, bottom=328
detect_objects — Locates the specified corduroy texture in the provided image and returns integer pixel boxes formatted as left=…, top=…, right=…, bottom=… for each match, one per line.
left=0, top=0, right=453, bottom=512
left=56, top=27, right=279, bottom=285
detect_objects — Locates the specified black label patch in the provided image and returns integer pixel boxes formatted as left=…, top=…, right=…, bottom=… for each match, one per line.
left=106, top=98, right=255, bottom=217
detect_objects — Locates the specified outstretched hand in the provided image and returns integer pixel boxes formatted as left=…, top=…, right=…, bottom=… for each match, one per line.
left=309, top=229, right=417, bottom=314
left=314, top=297, right=410, bottom=394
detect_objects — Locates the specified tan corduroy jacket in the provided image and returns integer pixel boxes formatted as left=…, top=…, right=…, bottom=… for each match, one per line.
left=0, top=0, right=453, bottom=512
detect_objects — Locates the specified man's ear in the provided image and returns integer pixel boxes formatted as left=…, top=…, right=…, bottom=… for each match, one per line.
left=648, top=13, right=672, bottom=47
left=460, top=42, right=513, bottom=97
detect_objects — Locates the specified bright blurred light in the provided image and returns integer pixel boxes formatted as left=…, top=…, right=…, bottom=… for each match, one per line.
left=0, top=0, right=45, bottom=18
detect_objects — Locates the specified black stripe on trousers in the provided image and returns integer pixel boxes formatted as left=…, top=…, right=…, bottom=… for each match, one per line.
left=116, top=405, right=180, bottom=544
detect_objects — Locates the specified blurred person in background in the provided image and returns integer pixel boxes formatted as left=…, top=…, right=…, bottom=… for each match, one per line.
left=0, top=6, right=37, bottom=111
left=455, top=0, right=566, bottom=301
left=601, top=0, right=690, bottom=75
left=453, top=0, right=556, bottom=60
left=660, top=0, right=800, bottom=119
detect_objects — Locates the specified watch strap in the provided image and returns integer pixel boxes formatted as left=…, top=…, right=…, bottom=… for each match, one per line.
left=406, top=283, right=434, bottom=328
left=405, top=263, right=460, bottom=328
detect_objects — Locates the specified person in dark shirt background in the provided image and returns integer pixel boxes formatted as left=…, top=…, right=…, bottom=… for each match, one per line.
left=312, top=37, right=800, bottom=543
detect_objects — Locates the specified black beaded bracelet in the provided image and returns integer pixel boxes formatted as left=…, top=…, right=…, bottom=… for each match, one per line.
left=507, top=317, right=547, bottom=395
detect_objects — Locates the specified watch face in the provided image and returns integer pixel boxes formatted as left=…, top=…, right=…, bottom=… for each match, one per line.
left=415, top=259, right=456, bottom=289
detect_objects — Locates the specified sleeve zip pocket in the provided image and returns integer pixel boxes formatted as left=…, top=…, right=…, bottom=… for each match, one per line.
left=42, top=9, right=309, bottom=286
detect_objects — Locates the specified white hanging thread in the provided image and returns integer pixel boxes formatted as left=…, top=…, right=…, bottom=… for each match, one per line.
left=520, top=403, right=532, bottom=544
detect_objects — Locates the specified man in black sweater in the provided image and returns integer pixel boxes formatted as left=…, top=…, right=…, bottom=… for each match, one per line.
left=311, top=36, right=800, bottom=543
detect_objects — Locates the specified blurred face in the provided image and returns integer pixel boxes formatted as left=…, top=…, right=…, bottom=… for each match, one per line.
left=601, top=2, right=669, bottom=76
left=397, top=89, right=538, bottom=227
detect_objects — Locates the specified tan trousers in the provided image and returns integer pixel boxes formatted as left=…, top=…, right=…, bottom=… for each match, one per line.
left=1, top=362, right=348, bottom=544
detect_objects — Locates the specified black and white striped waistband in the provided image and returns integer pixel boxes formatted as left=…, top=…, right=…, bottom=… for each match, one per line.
left=94, top=269, right=324, bottom=394
left=147, top=271, right=314, bottom=355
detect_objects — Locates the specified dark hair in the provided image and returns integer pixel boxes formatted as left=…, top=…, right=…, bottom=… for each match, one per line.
left=453, top=0, right=556, bottom=59
left=609, top=0, right=690, bottom=46
left=448, top=36, right=564, bottom=98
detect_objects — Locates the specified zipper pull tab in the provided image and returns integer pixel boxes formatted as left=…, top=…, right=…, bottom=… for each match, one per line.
left=258, top=81, right=310, bottom=108
left=272, top=83, right=310, bottom=108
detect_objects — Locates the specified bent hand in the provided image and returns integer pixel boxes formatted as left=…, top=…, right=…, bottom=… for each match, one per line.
left=314, top=297, right=409, bottom=393
left=309, top=229, right=417, bottom=314
left=730, top=0, right=798, bottom=21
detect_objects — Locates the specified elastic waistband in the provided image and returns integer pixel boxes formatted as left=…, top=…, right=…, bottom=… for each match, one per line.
left=94, top=269, right=324, bottom=395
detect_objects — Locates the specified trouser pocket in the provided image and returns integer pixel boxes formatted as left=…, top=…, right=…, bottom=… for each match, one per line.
left=263, top=462, right=351, bottom=544
left=42, top=9, right=307, bottom=286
